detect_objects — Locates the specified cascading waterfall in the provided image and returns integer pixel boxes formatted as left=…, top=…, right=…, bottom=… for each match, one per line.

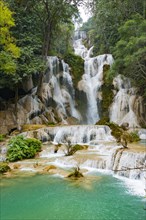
left=26, top=124, right=146, bottom=195
left=74, top=31, right=114, bottom=124
left=33, top=125, right=115, bottom=144
left=18, top=56, right=81, bottom=125
left=74, top=31, right=145, bottom=127
left=45, top=56, right=81, bottom=122
left=109, top=75, right=143, bottom=127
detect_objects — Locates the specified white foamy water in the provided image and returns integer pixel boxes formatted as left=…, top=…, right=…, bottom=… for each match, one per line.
left=74, top=30, right=114, bottom=124
left=110, top=75, right=145, bottom=127
left=20, top=167, right=36, bottom=172
left=114, top=175, right=145, bottom=197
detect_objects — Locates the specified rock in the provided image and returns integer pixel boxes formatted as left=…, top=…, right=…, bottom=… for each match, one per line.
left=43, top=165, right=57, bottom=172
left=66, top=117, right=80, bottom=125
left=121, top=123, right=129, bottom=130
left=13, top=164, right=21, bottom=169
left=0, top=111, right=16, bottom=134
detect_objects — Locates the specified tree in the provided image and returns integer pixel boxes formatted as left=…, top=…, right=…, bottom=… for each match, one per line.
left=111, top=14, right=146, bottom=96
left=86, top=0, right=145, bottom=54
left=32, top=0, right=82, bottom=98
left=0, top=0, right=20, bottom=76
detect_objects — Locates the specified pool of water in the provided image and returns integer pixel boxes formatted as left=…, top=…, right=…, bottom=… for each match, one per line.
left=0, top=173, right=145, bottom=220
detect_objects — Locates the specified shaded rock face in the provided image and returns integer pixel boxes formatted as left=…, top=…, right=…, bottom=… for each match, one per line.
left=0, top=111, right=16, bottom=134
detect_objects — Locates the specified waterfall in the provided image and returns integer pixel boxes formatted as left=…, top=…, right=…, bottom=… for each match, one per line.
left=74, top=31, right=114, bottom=124
left=32, top=125, right=115, bottom=144
left=110, top=75, right=145, bottom=127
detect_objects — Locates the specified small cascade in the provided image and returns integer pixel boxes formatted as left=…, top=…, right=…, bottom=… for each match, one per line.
left=74, top=31, right=114, bottom=124
left=33, top=125, right=115, bottom=144
left=112, top=148, right=125, bottom=172
left=110, top=75, right=145, bottom=127
left=113, top=150, right=146, bottom=180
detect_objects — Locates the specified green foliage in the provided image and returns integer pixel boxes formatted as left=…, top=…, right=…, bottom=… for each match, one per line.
left=96, top=117, right=110, bottom=125
left=64, top=53, right=84, bottom=86
left=0, top=162, right=11, bottom=174
left=0, top=134, right=5, bottom=142
left=111, top=14, right=146, bottom=96
left=129, top=132, right=140, bottom=142
left=101, top=65, right=114, bottom=118
left=65, top=144, right=87, bottom=156
left=1, top=0, right=82, bottom=94
left=6, top=135, right=42, bottom=162
left=0, top=0, right=20, bottom=77
left=50, top=23, right=74, bottom=56
left=105, top=122, right=140, bottom=144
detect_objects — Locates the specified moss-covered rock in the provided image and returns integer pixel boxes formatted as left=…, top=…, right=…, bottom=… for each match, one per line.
left=96, top=117, right=110, bottom=125
left=101, top=65, right=114, bottom=119
left=22, top=124, right=47, bottom=132
left=0, top=134, right=6, bottom=142
left=64, top=53, right=84, bottom=86
left=0, top=162, right=11, bottom=174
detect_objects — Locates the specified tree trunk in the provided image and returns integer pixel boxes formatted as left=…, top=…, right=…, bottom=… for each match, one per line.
left=14, top=85, right=21, bottom=131
left=37, top=24, right=51, bottom=100
left=15, top=85, right=18, bottom=120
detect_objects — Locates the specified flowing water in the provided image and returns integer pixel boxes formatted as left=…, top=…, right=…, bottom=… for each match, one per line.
left=74, top=32, right=114, bottom=124
left=1, top=174, right=145, bottom=220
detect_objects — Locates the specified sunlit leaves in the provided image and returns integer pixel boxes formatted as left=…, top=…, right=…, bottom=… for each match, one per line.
left=0, top=0, right=20, bottom=76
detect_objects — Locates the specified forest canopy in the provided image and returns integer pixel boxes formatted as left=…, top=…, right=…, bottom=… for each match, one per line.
left=81, top=0, right=146, bottom=96
left=0, top=0, right=146, bottom=97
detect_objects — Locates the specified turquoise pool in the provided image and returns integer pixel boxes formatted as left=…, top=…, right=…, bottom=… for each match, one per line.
left=0, top=173, right=145, bottom=220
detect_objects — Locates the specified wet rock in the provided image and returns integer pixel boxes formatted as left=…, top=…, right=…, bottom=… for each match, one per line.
left=43, top=165, right=57, bottom=172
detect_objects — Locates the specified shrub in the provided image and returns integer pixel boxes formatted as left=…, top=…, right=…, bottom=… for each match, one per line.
left=65, top=143, right=87, bottom=156
left=0, top=162, right=11, bottom=174
left=129, top=132, right=140, bottom=142
left=67, top=167, right=83, bottom=179
left=6, top=135, right=42, bottom=162
left=105, top=122, right=140, bottom=146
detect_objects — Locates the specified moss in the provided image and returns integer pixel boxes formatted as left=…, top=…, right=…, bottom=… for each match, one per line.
left=101, top=65, right=114, bottom=119
left=0, top=162, right=11, bottom=174
left=22, top=124, right=47, bottom=132
left=96, top=117, right=110, bottom=125
left=0, top=134, right=6, bottom=142
left=129, top=132, right=140, bottom=142
left=63, top=53, right=84, bottom=86
left=47, top=122, right=56, bottom=126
